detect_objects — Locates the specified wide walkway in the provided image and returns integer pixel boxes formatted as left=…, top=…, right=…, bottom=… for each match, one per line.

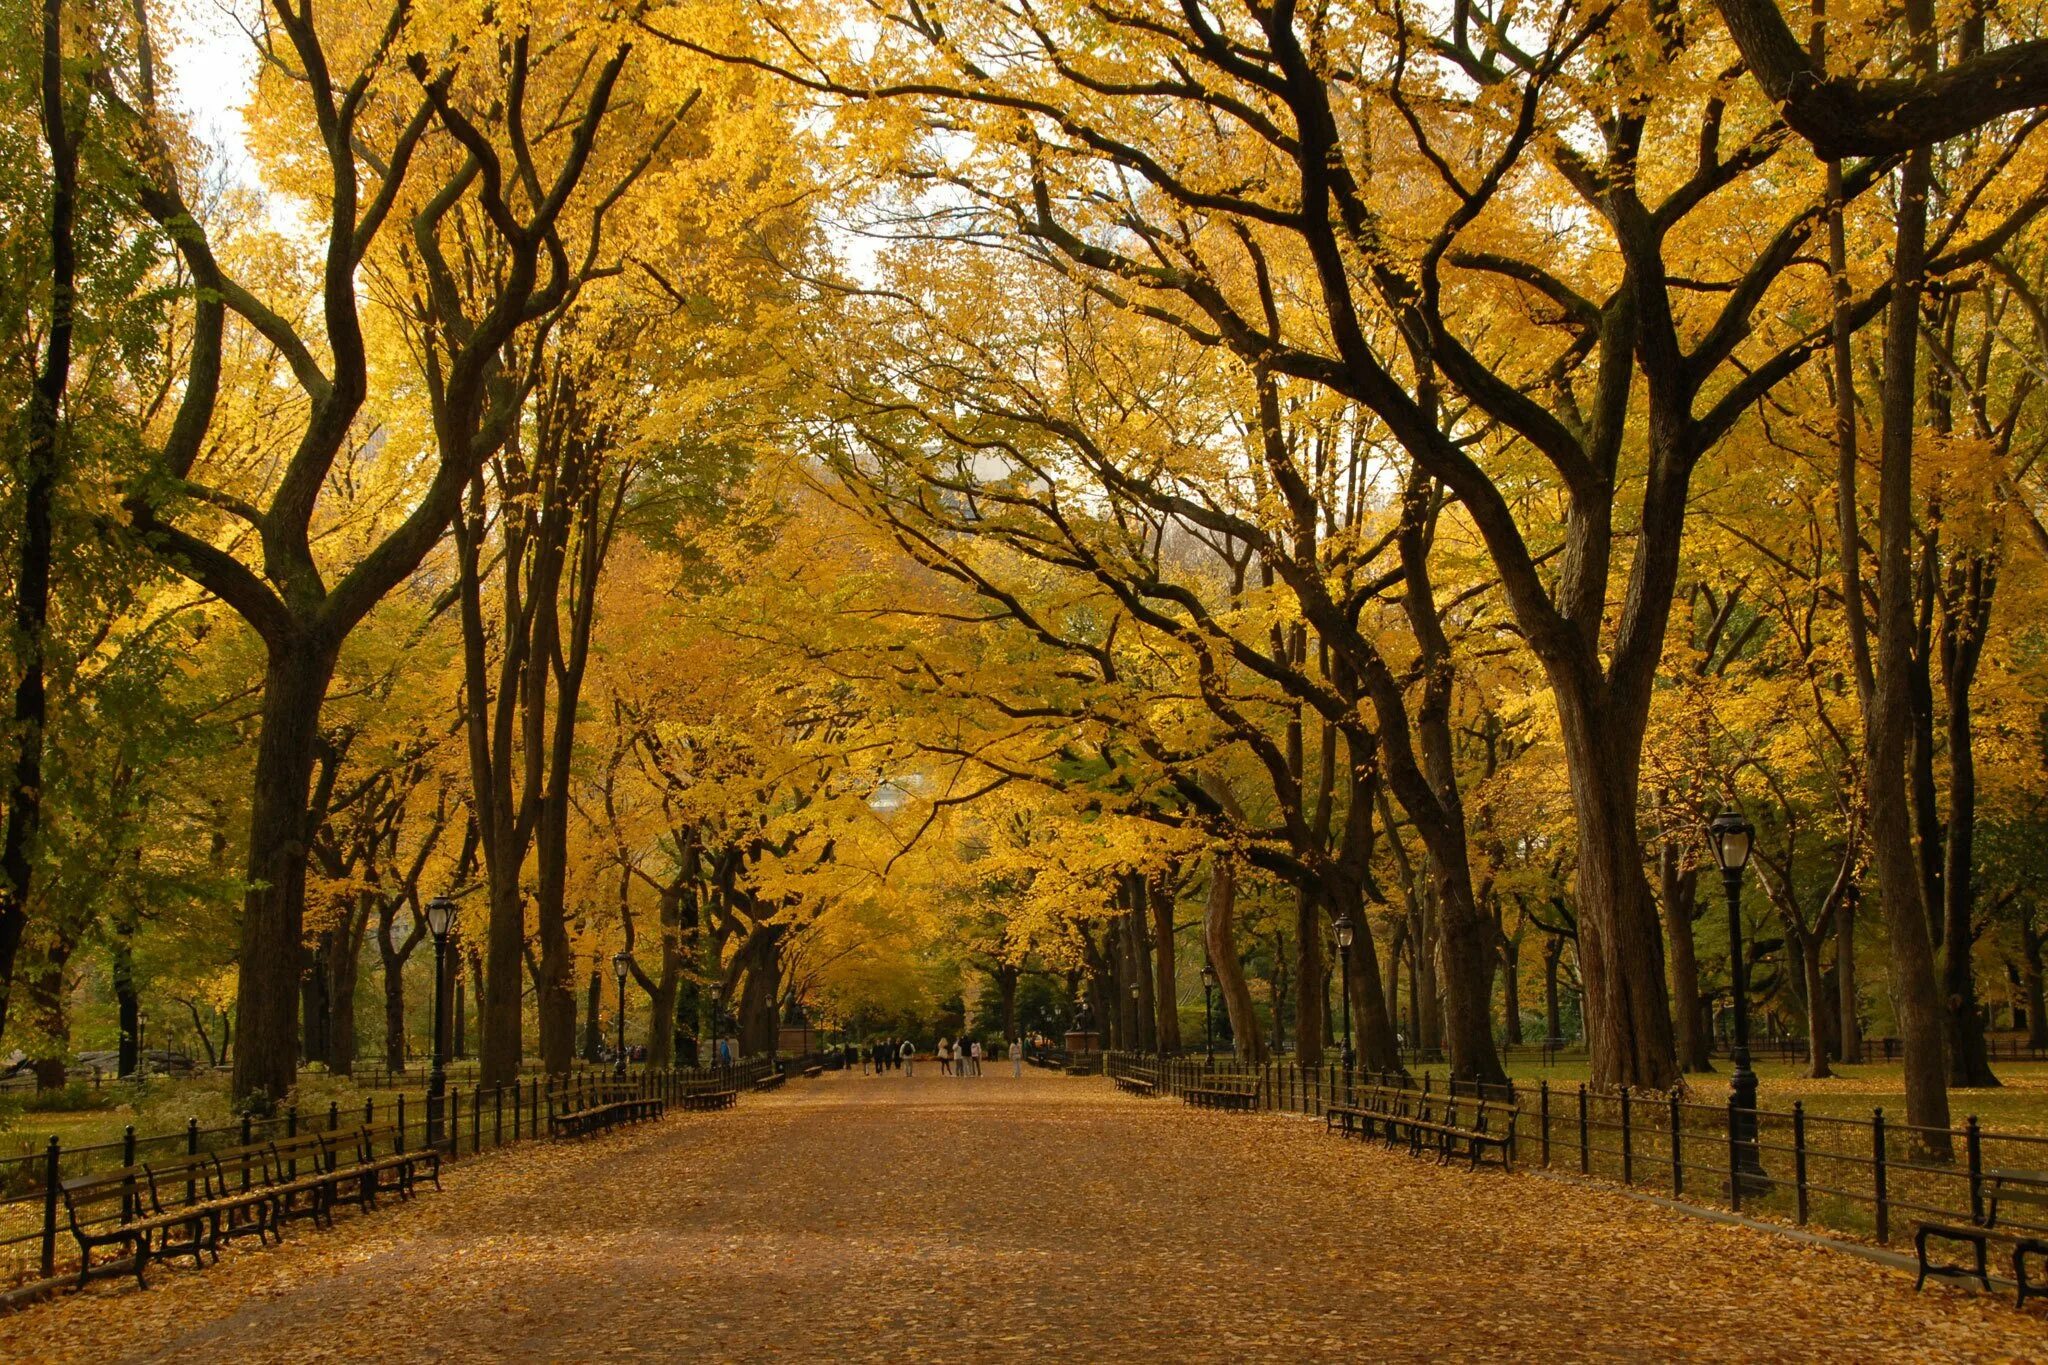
left=3, top=1070, right=2039, bottom=1361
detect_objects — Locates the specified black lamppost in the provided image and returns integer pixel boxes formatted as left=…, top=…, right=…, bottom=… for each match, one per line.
left=136, top=1008, right=148, bottom=1073
left=1200, top=963, right=1217, bottom=1069
left=1707, top=808, right=1766, bottom=1189
left=612, top=950, right=630, bottom=1077
left=424, top=894, right=455, bottom=1148
left=1130, top=981, right=1142, bottom=1056
left=1333, top=913, right=1356, bottom=1076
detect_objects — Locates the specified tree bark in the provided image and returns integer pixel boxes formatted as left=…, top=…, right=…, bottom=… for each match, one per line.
left=1146, top=871, right=1179, bottom=1055
left=1863, top=111, right=1954, bottom=1148
left=232, top=645, right=339, bottom=1104
left=1202, top=856, right=1266, bottom=1063
left=0, top=0, right=77, bottom=1044
left=1658, top=846, right=1711, bottom=1073
left=1837, top=882, right=1864, bottom=1062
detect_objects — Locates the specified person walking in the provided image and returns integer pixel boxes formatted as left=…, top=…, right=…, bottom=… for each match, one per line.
left=1009, top=1036, right=1023, bottom=1077
left=899, top=1037, right=915, bottom=1077
left=971, top=1038, right=985, bottom=1075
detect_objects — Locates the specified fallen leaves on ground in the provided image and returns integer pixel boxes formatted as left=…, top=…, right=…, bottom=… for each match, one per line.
left=0, top=1073, right=2040, bottom=1362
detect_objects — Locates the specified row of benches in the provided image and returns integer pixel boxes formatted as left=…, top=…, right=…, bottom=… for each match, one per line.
left=1112, top=1072, right=1158, bottom=1098
left=1184, top=1077, right=1259, bottom=1111
left=63, top=1123, right=440, bottom=1289
left=547, top=1084, right=667, bottom=1140
left=1325, top=1084, right=1517, bottom=1170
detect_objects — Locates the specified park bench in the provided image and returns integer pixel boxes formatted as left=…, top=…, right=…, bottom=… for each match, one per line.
left=145, top=1151, right=276, bottom=1254
left=802, top=1064, right=823, bottom=1079
left=1112, top=1069, right=1158, bottom=1098
left=266, top=1131, right=374, bottom=1228
left=62, top=1166, right=215, bottom=1289
left=355, top=1122, right=441, bottom=1200
left=754, top=1071, right=787, bottom=1092
left=549, top=1082, right=665, bottom=1139
left=1183, top=1076, right=1259, bottom=1111
left=1915, top=1169, right=2048, bottom=1305
left=1326, top=1085, right=1517, bottom=1170
left=189, top=1144, right=286, bottom=1249
left=1325, top=1086, right=1389, bottom=1142
left=680, top=1088, right=738, bottom=1112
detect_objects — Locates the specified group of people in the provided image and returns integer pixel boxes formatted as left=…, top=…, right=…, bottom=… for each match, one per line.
left=937, top=1037, right=984, bottom=1075
left=854, top=1039, right=915, bottom=1075
left=845, top=1035, right=1026, bottom=1078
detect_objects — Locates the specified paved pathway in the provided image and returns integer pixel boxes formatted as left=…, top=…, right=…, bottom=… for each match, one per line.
left=3, top=1070, right=2040, bottom=1361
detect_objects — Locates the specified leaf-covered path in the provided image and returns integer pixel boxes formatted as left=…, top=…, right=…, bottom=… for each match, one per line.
left=5, top=1071, right=2040, bottom=1361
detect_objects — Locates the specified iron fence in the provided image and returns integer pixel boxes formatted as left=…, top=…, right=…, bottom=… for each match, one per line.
left=1103, top=1051, right=2048, bottom=1252
left=0, top=1057, right=774, bottom=1296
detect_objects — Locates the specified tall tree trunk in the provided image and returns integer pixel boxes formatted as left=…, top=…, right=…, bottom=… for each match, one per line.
left=1837, top=881, right=1864, bottom=1062
left=1126, top=879, right=1155, bottom=1052
left=1151, top=874, right=1179, bottom=1052
left=583, top=969, right=602, bottom=1062
left=0, top=0, right=78, bottom=1045
left=1552, top=699, right=1678, bottom=1089
left=1862, top=113, right=1954, bottom=1149
left=1940, top=556, right=1998, bottom=1087
left=1295, top=884, right=1324, bottom=1065
left=1659, top=844, right=1712, bottom=1073
left=113, top=926, right=140, bottom=1078
left=1203, top=857, right=1266, bottom=1063
left=231, top=644, right=338, bottom=1104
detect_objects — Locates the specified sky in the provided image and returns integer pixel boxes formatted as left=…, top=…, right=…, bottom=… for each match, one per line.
left=160, top=0, right=259, bottom=180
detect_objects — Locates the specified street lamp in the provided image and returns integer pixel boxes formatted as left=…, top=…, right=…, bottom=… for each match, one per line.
left=423, top=894, right=456, bottom=1149
left=1200, top=963, right=1217, bottom=1069
left=1333, top=913, right=1357, bottom=1077
left=1707, top=808, right=1766, bottom=1190
left=612, top=950, right=631, bottom=1077
left=136, top=1008, right=148, bottom=1074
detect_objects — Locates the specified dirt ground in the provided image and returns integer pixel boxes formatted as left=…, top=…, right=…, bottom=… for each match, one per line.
left=2, top=1068, right=2041, bottom=1362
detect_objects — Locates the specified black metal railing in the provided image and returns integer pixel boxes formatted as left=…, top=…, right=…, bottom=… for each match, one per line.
left=0, top=1057, right=775, bottom=1297
left=1101, top=1051, right=2048, bottom=1253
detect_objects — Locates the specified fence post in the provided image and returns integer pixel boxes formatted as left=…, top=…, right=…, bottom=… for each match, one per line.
left=1793, top=1101, right=1808, bottom=1225
left=41, top=1136, right=60, bottom=1280
left=1873, top=1107, right=1889, bottom=1242
left=186, top=1116, right=200, bottom=1203
left=397, top=1094, right=406, bottom=1150
left=1539, top=1081, right=1551, bottom=1167
left=1577, top=1084, right=1589, bottom=1174
left=365, top=1097, right=375, bottom=1127
left=1967, top=1115, right=1984, bottom=1225
left=496, top=1085, right=505, bottom=1147
left=1726, top=1094, right=1741, bottom=1213
left=1620, top=1087, right=1632, bottom=1187
left=1670, top=1092, right=1682, bottom=1198
left=123, top=1123, right=136, bottom=1170
left=329, top=1100, right=340, bottom=1133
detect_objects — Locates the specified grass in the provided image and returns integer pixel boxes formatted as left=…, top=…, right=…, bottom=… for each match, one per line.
left=1486, top=1056, right=2048, bottom=1135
